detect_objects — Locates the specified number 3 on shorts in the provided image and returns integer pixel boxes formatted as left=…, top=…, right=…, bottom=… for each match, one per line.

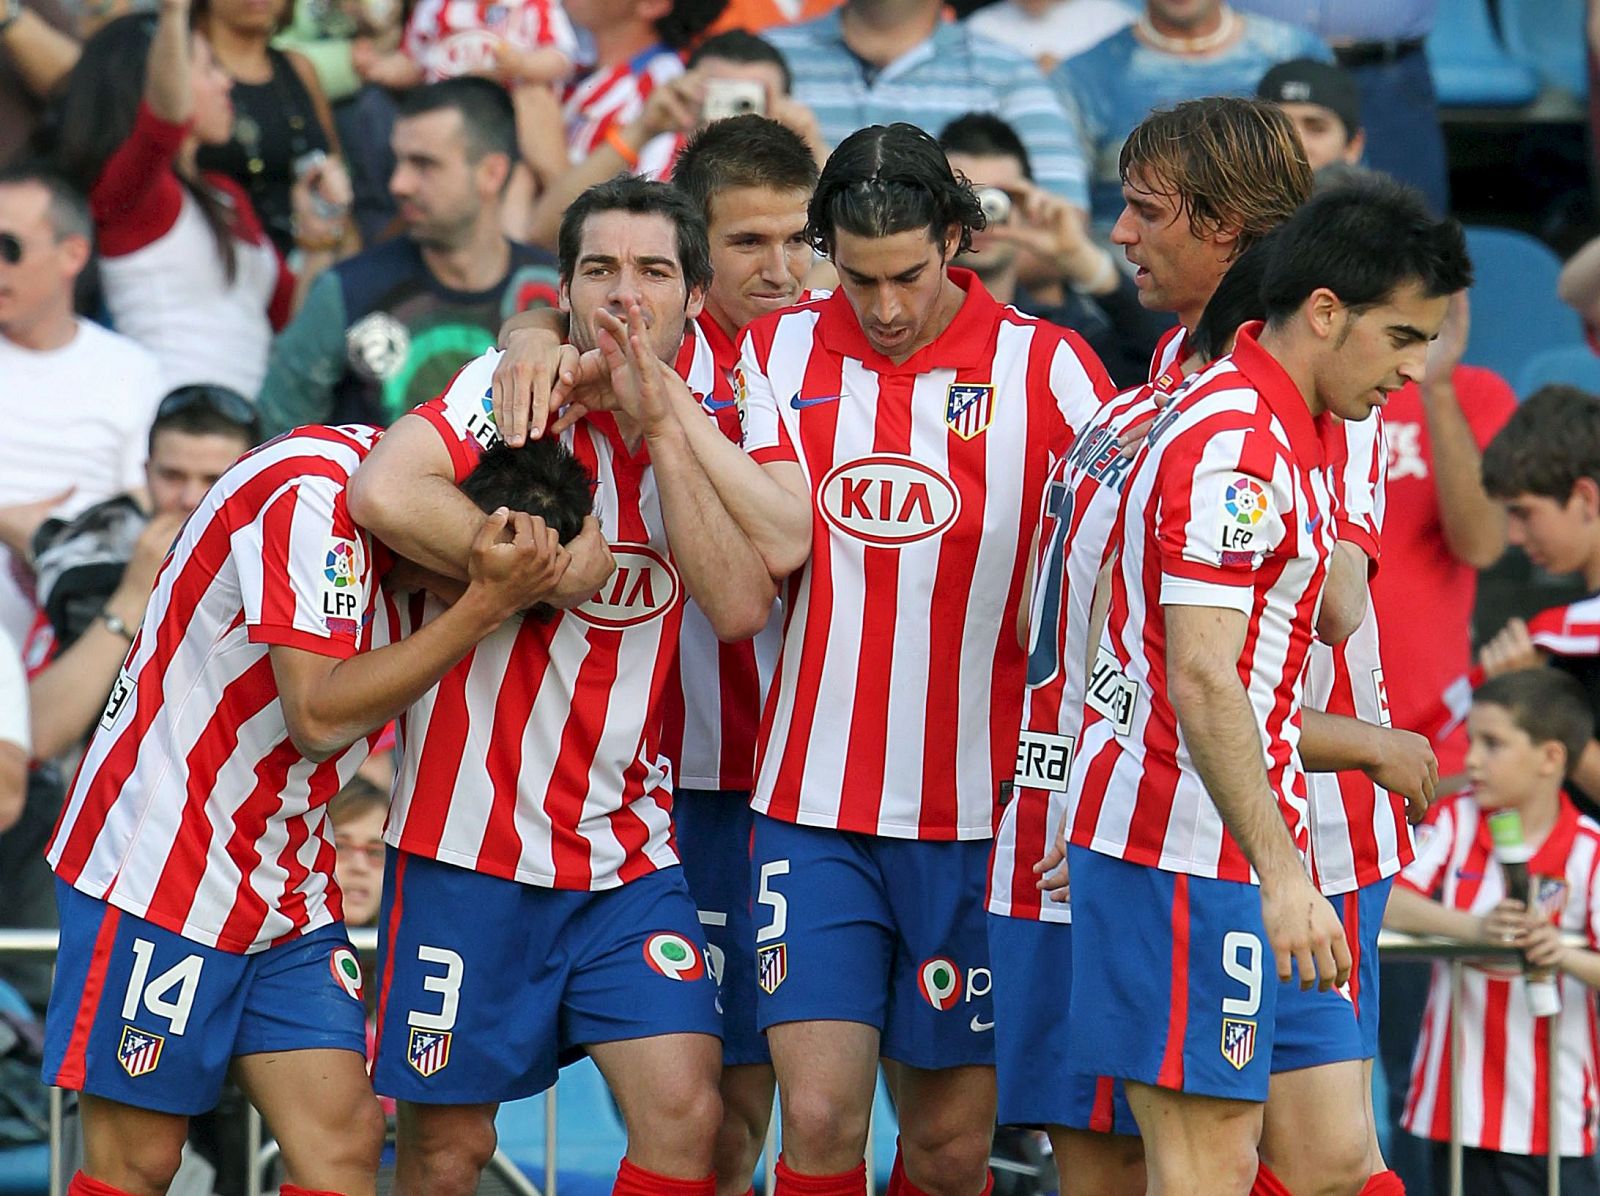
left=1221, top=930, right=1262, bottom=1017
left=756, top=860, right=789, bottom=944
left=410, top=945, right=464, bottom=1031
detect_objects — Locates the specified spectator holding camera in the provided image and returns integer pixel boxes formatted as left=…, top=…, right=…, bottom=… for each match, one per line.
left=0, top=163, right=164, bottom=649
left=54, top=0, right=349, bottom=395
left=940, top=111, right=1169, bottom=384
left=193, top=0, right=349, bottom=258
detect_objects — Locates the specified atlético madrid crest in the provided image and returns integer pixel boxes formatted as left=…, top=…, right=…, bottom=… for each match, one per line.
left=758, top=943, right=787, bottom=994
left=1221, top=1018, right=1256, bottom=1070
left=408, top=1027, right=452, bottom=1077
left=118, top=1026, right=164, bottom=1077
left=945, top=383, right=995, bottom=440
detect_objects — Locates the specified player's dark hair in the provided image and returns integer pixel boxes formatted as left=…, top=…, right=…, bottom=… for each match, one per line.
left=1189, top=231, right=1274, bottom=364
left=148, top=385, right=260, bottom=456
left=937, top=112, right=1034, bottom=183
left=1120, top=97, right=1310, bottom=258
left=1260, top=176, right=1472, bottom=327
left=558, top=175, right=714, bottom=294
left=686, top=29, right=791, bottom=92
left=1474, top=669, right=1595, bottom=776
left=673, top=114, right=817, bottom=223
left=458, top=438, right=596, bottom=546
left=398, top=77, right=518, bottom=165
left=655, top=0, right=726, bottom=50
left=1482, top=385, right=1600, bottom=502
left=328, top=775, right=389, bottom=826
left=807, top=122, right=986, bottom=257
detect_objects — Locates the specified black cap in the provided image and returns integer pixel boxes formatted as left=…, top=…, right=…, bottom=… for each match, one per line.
left=1257, top=58, right=1362, bottom=136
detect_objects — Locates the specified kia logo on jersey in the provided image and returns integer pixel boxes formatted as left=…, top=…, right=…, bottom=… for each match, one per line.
left=817, top=455, right=960, bottom=546
left=573, top=544, right=681, bottom=628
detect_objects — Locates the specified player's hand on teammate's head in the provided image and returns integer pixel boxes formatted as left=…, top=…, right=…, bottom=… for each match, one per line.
left=542, top=515, right=617, bottom=610
left=492, top=328, right=580, bottom=447
left=1365, top=726, right=1438, bottom=824
left=1261, top=869, right=1353, bottom=991
left=466, top=507, right=571, bottom=619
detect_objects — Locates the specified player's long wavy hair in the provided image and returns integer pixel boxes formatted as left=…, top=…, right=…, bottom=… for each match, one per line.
left=1119, top=97, right=1312, bottom=258
left=806, top=123, right=986, bottom=258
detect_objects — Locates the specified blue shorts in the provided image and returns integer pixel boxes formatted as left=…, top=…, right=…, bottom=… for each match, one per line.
left=373, top=851, right=721, bottom=1104
left=1338, top=874, right=1393, bottom=1059
left=42, top=880, right=366, bottom=1116
left=988, top=913, right=1136, bottom=1134
left=675, top=789, right=768, bottom=1067
left=750, top=814, right=994, bottom=1070
left=1066, top=847, right=1276, bottom=1102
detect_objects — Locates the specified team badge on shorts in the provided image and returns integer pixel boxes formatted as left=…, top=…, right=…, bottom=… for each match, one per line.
left=330, top=947, right=363, bottom=1001
left=945, top=383, right=995, bottom=440
left=643, top=933, right=706, bottom=981
left=117, top=1026, right=164, bottom=1077
left=917, top=957, right=961, bottom=1011
left=408, top=1028, right=452, bottom=1077
left=758, top=943, right=787, bottom=994
left=1221, top=1018, right=1257, bottom=1070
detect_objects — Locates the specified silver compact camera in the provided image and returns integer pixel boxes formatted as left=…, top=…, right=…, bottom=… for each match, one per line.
left=976, top=185, right=1012, bottom=226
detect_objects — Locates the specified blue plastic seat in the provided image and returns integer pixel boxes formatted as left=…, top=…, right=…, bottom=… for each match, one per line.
left=1462, top=226, right=1585, bottom=382
left=1425, top=0, right=1540, bottom=107
left=1499, top=0, right=1588, bottom=99
left=1515, top=344, right=1600, bottom=400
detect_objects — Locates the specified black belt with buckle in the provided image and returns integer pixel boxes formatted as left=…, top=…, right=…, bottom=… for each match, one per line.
left=1334, top=38, right=1426, bottom=68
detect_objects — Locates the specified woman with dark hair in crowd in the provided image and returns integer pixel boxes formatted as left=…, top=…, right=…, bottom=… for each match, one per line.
left=193, top=0, right=346, bottom=257
left=53, top=0, right=349, bottom=396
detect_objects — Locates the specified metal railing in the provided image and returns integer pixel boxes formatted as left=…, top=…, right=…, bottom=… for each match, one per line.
left=0, top=929, right=1573, bottom=1196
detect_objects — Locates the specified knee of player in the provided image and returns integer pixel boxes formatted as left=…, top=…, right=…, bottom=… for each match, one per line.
left=405, top=1106, right=499, bottom=1175
left=1271, top=1138, right=1372, bottom=1196
left=114, top=1138, right=187, bottom=1194
left=779, top=1088, right=870, bottom=1153
left=333, top=1092, right=387, bottom=1170
left=900, top=1125, right=995, bottom=1189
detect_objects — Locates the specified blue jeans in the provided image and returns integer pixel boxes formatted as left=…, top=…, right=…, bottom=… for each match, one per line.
left=1348, top=49, right=1451, bottom=215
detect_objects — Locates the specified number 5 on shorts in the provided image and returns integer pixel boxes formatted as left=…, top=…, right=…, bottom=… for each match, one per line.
left=756, top=860, right=789, bottom=944
left=1221, top=931, right=1262, bottom=1017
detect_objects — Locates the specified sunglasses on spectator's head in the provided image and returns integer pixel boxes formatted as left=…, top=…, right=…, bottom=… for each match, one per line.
left=0, top=233, right=23, bottom=265
left=156, top=384, right=260, bottom=431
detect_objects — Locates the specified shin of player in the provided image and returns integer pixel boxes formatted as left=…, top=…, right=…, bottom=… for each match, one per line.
left=43, top=425, right=575, bottom=1196
left=1060, top=178, right=1469, bottom=1196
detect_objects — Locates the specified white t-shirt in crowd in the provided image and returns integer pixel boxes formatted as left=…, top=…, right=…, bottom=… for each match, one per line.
left=965, top=0, right=1134, bottom=65
left=0, top=632, right=28, bottom=755
left=0, top=320, right=164, bottom=648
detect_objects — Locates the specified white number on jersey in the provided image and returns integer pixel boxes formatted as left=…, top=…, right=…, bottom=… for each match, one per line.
left=120, top=938, right=203, bottom=1035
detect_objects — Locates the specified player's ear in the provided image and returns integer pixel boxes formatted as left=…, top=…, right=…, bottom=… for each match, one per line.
left=1569, top=476, right=1600, bottom=521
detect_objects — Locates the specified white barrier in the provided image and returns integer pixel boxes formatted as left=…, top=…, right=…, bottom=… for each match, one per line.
left=0, top=929, right=1571, bottom=1196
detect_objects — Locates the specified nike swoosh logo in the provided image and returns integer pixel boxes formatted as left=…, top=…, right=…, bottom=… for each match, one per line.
left=970, top=1015, right=994, bottom=1032
left=791, top=393, right=841, bottom=409
left=702, top=395, right=737, bottom=411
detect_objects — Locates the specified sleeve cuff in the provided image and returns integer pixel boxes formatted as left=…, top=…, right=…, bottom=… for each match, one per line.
left=248, top=623, right=359, bottom=659
left=412, top=401, right=481, bottom=484
left=1160, top=573, right=1254, bottom=614
left=750, top=444, right=799, bottom=466
left=1336, top=520, right=1381, bottom=575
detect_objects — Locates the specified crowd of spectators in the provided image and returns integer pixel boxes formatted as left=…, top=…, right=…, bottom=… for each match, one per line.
left=2, top=0, right=1599, bottom=1189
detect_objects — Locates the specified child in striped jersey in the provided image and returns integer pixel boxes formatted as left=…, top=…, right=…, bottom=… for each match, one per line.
left=1387, top=669, right=1600, bottom=1196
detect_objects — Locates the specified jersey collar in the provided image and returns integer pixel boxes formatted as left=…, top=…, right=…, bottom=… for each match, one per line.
left=696, top=310, right=741, bottom=377
left=1228, top=321, right=1327, bottom=470
left=815, top=267, right=1000, bottom=376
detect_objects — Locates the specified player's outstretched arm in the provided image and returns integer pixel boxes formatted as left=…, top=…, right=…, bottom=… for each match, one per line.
left=1300, top=710, right=1437, bottom=823
left=1166, top=602, right=1351, bottom=991
left=348, top=415, right=486, bottom=581
left=273, top=509, right=568, bottom=761
left=597, top=306, right=778, bottom=640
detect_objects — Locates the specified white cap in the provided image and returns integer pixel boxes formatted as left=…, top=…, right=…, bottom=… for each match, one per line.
left=1527, top=976, right=1562, bottom=1019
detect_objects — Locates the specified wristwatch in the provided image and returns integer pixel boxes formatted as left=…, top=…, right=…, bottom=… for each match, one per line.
left=0, top=0, right=23, bottom=36
left=100, top=611, right=135, bottom=641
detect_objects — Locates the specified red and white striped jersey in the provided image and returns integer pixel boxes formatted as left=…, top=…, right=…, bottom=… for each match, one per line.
left=1529, top=595, right=1600, bottom=657
left=988, top=383, right=1166, bottom=922
left=1066, top=324, right=1337, bottom=881
left=48, top=425, right=388, bottom=953
left=1400, top=792, right=1600, bottom=1156
left=658, top=311, right=782, bottom=792
left=403, top=0, right=577, bottom=82
left=382, top=327, right=727, bottom=889
left=563, top=46, right=684, bottom=182
left=1304, top=412, right=1414, bottom=895
left=740, top=269, right=1113, bottom=840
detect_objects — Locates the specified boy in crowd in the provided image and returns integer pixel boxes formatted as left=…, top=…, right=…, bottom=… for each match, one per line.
left=1386, top=669, right=1600, bottom=1196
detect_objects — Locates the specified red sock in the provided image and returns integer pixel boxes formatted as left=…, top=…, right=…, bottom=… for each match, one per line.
left=1360, top=1172, right=1405, bottom=1195
left=67, top=1176, right=137, bottom=1196
left=773, top=1156, right=868, bottom=1196
left=280, top=1187, right=349, bottom=1196
left=613, top=1157, right=716, bottom=1196
left=1251, top=1162, right=1294, bottom=1196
